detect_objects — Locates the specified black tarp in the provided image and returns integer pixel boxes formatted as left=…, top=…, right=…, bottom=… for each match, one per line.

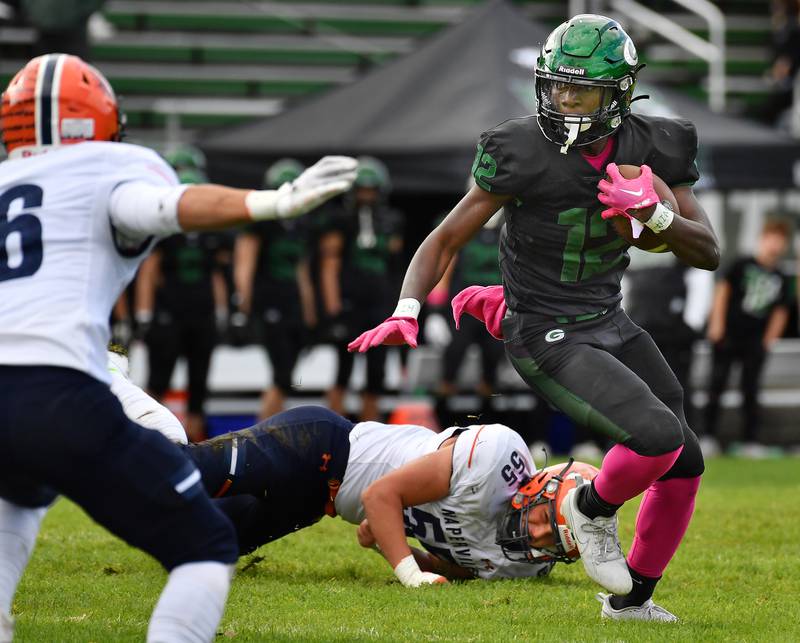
left=202, top=0, right=800, bottom=193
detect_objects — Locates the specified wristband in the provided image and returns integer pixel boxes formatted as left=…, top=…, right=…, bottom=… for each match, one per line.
left=393, top=298, right=421, bottom=319
left=644, top=201, right=675, bottom=234
left=244, top=188, right=281, bottom=221
left=393, top=555, right=423, bottom=587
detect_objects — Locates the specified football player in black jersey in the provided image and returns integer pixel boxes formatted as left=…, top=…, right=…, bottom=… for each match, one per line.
left=349, top=14, right=720, bottom=621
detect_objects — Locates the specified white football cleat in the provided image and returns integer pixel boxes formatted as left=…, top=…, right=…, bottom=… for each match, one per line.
left=0, top=611, right=13, bottom=643
left=596, top=592, right=678, bottom=622
left=560, top=487, right=632, bottom=595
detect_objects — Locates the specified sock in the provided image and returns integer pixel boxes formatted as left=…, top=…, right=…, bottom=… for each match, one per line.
left=627, top=476, right=702, bottom=577
left=576, top=480, right=621, bottom=519
left=609, top=566, right=660, bottom=609
left=147, top=561, right=233, bottom=643
left=593, top=444, right=683, bottom=505
left=0, top=500, right=47, bottom=614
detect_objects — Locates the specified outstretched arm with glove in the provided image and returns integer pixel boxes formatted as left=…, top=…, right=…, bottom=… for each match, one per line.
left=359, top=446, right=456, bottom=587
left=348, top=186, right=510, bottom=352
left=111, top=156, right=358, bottom=237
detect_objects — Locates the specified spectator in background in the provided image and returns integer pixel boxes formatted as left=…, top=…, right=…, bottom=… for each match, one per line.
left=22, top=0, right=106, bottom=59
left=703, top=219, right=793, bottom=457
left=319, top=157, right=403, bottom=421
left=135, top=157, right=230, bottom=442
left=430, top=192, right=505, bottom=429
left=233, top=159, right=317, bottom=419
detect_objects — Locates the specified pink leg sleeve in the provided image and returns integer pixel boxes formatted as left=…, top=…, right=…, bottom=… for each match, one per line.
left=593, top=443, right=683, bottom=505
left=628, top=476, right=702, bottom=578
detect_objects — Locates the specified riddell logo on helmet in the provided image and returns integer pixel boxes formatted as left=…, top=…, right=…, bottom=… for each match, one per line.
left=558, top=524, right=575, bottom=551
left=557, top=65, right=586, bottom=76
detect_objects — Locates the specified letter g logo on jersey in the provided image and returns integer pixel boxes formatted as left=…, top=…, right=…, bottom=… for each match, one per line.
left=545, top=329, right=565, bottom=343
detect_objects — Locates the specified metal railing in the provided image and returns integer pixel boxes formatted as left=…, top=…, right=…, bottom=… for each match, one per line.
left=568, top=0, right=726, bottom=112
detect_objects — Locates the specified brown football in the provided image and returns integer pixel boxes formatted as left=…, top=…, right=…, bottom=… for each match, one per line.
left=606, top=164, right=679, bottom=253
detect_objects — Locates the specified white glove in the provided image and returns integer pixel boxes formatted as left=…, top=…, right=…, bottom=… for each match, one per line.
left=393, top=555, right=448, bottom=588
left=246, top=155, right=357, bottom=221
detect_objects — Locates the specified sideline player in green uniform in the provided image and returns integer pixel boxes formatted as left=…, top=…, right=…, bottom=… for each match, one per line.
left=349, top=14, right=719, bottom=621
left=234, top=158, right=318, bottom=419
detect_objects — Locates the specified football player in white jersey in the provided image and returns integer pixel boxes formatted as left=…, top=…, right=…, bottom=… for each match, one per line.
left=104, top=350, right=592, bottom=587
left=0, top=53, right=356, bottom=643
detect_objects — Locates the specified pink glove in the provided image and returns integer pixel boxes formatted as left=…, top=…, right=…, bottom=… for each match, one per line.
left=597, top=163, right=659, bottom=221
left=347, top=317, right=419, bottom=353
left=451, top=285, right=506, bottom=340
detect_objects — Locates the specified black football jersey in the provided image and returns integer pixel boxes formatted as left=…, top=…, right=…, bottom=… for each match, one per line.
left=331, top=203, right=404, bottom=303
left=722, top=257, right=791, bottom=339
left=250, top=218, right=310, bottom=315
left=155, top=232, right=227, bottom=317
left=472, top=114, right=699, bottom=317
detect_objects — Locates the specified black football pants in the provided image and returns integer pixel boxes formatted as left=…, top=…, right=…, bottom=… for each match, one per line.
left=503, top=307, right=703, bottom=479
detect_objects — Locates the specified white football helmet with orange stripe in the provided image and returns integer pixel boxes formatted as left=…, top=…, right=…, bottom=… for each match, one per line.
left=497, top=459, right=600, bottom=564
left=0, top=53, right=122, bottom=157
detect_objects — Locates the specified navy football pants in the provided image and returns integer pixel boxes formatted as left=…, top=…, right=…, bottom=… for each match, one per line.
left=0, top=366, right=238, bottom=569
left=186, top=405, right=353, bottom=554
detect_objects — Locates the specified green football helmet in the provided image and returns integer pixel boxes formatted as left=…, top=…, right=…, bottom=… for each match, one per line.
left=177, top=168, right=207, bottom=185
left=355, top=156, right=391, bottom=192
left=534, top=14, right=643, bottom=150
left=264, top=158, right=305, bottom=189
left=164, top=144, right=207, bottom=171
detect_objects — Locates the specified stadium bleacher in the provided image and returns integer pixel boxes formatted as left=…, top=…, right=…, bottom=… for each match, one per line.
left=0, top=0, right=778, bottom=141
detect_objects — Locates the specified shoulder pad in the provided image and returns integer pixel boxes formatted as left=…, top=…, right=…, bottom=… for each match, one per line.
left=634, top=116, right=699, bottom=187
left=473, top=117, right=543, bottom=195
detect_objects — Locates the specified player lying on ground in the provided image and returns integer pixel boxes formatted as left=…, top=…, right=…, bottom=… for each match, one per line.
left=107, top=348, right=592, bottom=586
left=0, top=53, right=356, bottom=643
left=347, top=14, right=719, bottom=622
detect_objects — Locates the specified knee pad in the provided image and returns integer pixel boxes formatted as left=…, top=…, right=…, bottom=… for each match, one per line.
left=626, top=406, right=685, bottom=457
left=661, top=428, right=705, bottom=480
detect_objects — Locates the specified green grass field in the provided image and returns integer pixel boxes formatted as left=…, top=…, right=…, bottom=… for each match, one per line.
left=11, top=457, right=800, bottom=642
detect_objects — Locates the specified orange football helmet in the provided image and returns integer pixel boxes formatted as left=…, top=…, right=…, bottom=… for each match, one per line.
left=496, top=459, right=599, bottom=564
left=1, top=53, right=122, bottom=155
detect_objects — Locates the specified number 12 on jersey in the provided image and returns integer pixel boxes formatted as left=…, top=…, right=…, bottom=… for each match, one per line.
left=558, top=207, right=626, bottom=283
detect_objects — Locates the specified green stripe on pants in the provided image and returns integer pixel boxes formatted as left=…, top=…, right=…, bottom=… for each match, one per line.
left=508, top=353, right=632, bottom=445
